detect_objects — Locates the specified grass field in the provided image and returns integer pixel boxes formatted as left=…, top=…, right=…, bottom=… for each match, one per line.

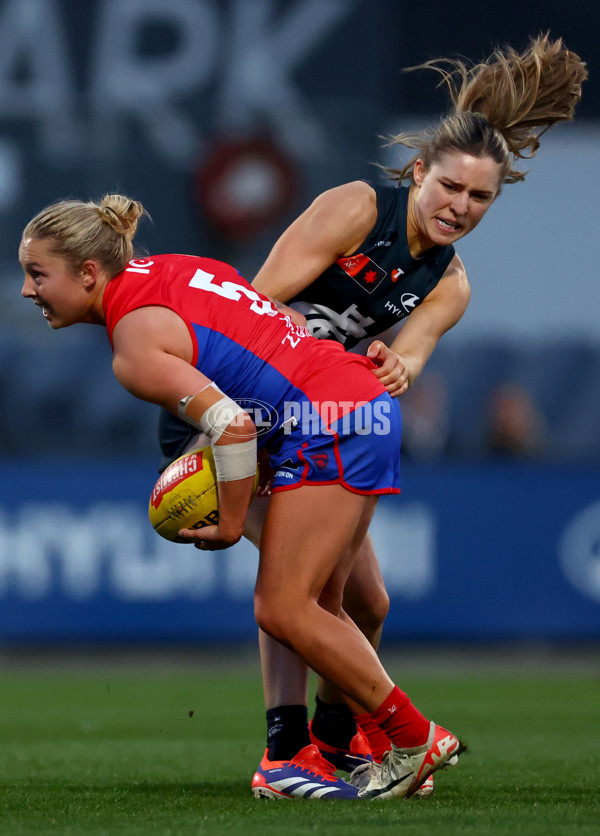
left=1, top=650, right=599, bottom=835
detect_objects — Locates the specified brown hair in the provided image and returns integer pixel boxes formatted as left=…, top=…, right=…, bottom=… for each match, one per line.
left=385, top=33, right=587, bottom=186
left=22, top=194, right=149, bottom=277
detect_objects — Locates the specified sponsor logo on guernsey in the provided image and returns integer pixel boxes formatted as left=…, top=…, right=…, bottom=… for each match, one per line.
left=391, top=267, right=404, bottom=282
left=302, top=302, right=375, bottom=343
left=336, top=254, right=387, bottom=293
left=401, top=292, right=420, bottom=312
left=125, top=258, right=155, bottom=274
left=384, top=293, right=420, bottom=318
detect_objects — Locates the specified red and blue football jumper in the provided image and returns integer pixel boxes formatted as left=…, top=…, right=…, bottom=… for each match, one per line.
left=103, top=254, right=400, bottom=495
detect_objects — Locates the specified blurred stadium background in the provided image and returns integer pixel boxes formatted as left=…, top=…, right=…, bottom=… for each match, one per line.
left=0, top=0, right=599, bottom=651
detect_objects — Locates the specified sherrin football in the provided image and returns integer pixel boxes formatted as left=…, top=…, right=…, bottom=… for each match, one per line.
left=149, top=446, right=259, bottom=542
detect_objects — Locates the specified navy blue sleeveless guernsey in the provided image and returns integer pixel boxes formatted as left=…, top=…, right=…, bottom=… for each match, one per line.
left=290, top=182, right=455, bottom=349
left=158, top=181, right=454, bottom=466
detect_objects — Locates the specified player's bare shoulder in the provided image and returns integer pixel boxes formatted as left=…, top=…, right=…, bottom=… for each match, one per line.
left=315, top=180, right=376, bottom=222
left=305, top=181, right=377, bottom=257
left=438, top=252, right=471, bottom=305
left=418, top=253, right=471, bottom=329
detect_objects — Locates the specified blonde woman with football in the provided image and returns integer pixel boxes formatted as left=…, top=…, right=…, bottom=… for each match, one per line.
left=158, top=33, right=587, bottom=797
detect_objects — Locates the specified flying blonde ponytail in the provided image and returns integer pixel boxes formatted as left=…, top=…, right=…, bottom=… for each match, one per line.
left=385, top=33, right=587, bottom=186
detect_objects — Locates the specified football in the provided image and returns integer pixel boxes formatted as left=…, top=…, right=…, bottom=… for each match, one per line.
left=149, top=446, right=259, bottom=542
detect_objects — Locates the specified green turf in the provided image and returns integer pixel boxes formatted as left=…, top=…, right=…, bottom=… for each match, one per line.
left=0, top=661, right=599, bottom=835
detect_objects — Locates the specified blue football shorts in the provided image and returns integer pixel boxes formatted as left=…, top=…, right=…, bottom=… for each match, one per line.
left=268, top=392, right=401, bottom=495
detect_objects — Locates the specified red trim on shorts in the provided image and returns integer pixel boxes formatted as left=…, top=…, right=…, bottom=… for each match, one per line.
left=270, top=432, right=400, bottom=495
left=270, top=481, right=400, bottom=495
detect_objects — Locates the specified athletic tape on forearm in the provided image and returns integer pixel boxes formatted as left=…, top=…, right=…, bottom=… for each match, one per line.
left=178, top=387, right=257, bottom=481
left=178, top=387, right=240, bottom=444
left=212, top=439, right=257, bottom=482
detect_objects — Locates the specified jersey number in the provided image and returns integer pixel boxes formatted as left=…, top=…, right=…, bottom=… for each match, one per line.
left=188, top=268, right=279, bottom=317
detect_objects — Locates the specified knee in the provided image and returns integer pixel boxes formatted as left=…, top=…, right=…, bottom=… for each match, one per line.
left=343, top=581, right=390, bottom=636
left=254, top=591, right=298, bottom=645
left=317, top=587, right=344, bottom=617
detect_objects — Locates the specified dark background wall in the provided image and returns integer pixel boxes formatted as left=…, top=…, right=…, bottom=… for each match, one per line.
left=0, top=0, right=599, bottom=643
left=1, top=0, right=597, bottom=462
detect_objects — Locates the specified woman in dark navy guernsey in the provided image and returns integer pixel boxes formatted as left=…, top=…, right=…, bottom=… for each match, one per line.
left=248, top=33, right=587, bottom=794
left=20, top=195, right=466, bottom=801
left=155, top=33, right=586, bottom=799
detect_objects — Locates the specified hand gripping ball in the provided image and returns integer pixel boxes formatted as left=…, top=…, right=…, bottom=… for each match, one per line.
left=149, top=446, right=259, bottom=542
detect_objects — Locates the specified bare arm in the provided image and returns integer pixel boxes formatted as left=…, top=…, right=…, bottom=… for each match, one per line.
left=252, top=181, right=378, bottom=301
left=253, top=181, right=468, bottom=398
left=112, top=306, right=257, bottom=546
left=368, top=254, right=471, bottom=396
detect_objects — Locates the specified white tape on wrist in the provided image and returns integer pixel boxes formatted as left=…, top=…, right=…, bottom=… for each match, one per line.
left=213, top=439, right=257, bottom=482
